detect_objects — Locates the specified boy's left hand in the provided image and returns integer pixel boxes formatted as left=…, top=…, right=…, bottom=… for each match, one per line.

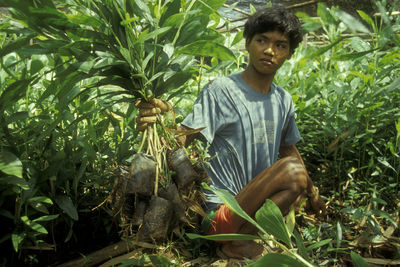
left=307, top=187, right=326, bottom=217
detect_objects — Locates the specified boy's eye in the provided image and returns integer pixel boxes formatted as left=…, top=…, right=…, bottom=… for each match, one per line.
left=257, top=39, right=265, bottom=44
left=277, top=43, right=288, bottom=49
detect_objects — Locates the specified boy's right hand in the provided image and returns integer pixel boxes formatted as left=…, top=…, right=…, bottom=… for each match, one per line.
left=135, top=98, right=171, bottom=131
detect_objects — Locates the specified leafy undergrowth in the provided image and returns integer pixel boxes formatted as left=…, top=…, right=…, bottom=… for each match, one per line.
left=95, top=193, right=399, bottom=267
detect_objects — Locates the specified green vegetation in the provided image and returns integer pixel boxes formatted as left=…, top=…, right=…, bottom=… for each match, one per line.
left=0, top=0, right=399, bottom=266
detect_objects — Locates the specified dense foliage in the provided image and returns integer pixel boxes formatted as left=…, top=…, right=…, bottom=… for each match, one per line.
left=0, top=0, right=399, bottom=266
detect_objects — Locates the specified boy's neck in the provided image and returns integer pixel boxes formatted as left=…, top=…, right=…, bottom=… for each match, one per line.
left=241, top=68, right=275, bottom=94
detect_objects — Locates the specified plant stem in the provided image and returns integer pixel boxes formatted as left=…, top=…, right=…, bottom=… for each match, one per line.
left=171, top=0, right=197, bottom=46
left=137, top=128, right=147, bottom=154
left=265, top=237, right=315, bottom=267
left=153, top=123, right=160, bottom=196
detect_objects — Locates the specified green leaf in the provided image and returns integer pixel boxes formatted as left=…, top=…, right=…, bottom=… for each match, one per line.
left=163, top=13, right=185, bottom=28
left=285, top=209, right=296, bottom=234
left=30, top=202, right=49, bottom=214
left=30, top=58, right=45, bottom=75
left=194, top=0, right=226, bottom=14
left=231, top=30, right=243, bottom=46
left=130, top=0, right=154, bottom=24
left=33, top=214, right=59, bottom=222
left=11, top=233, right=24, bottom=252
left=28, top=196, right=53, bottom=214
left=316, top=2, right=335, bottom=25
left=202, top=183, right=263, bottom=233
left=247, top=253, right=307, bottom=267
left=249, top=4, right=256, bottom=14
left=305, top=238, right=332, bottom=251
left=28, top=196, right=53, bottom=205
left=21, top=216, right=48, bottom=234
left=0, top=150, right=23, bottom=178
left=186, top=233, right=259, bottom=241
left=178, top=40, right=235, bottom=61
left=5, top=112, right=30, bottom=125
left=377, top=157, right=397, bottom=174
left=331, top=49, right=376, bottom=61
left=368, top=210, right=397, bottom=227
left=334, top=10, right=370, bottom=33
left=305, top=38, right=343, bottom=59
left=292, top=229, right=309, bottom=261
left=136, top=27, right=171, bottom=43
left=149, top=255, right=172, bottom=267
left=74, top=60, right=95, bottom=74
left=0, top=209, right=14, bottom=220
left=350, top=251, right=369, bottom=267
left=386, top=77, right=400, bottom=94
left=395, top=118, right=400, bottom=135
left=255, top=199, right=292, bottom=247
left=0, top=79, right=33, bottom=112
left=301, top=21, right=323, bottom=33
left=0, top=176, right=29, bottom=190
left=0, top=34, right=36, bottom=58
left=357, top=10, right=375, bottom=29
left=55, top=195, right=78, bottom=221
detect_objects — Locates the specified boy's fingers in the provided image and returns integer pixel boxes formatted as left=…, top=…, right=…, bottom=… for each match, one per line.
left=150, top=98, right=170, bottom=112
left=135, top=99, right=155, bottom=109
left=137, top=123, right=148, bottom=131
left=136, top=116, right=157, bottom=124
left=139, top=107, right=161, bottom=116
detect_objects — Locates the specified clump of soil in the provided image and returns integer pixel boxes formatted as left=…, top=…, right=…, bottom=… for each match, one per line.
left=111, top=148, right=208, bottom=242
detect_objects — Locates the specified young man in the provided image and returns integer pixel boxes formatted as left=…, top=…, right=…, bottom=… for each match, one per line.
left=137, top=6, right=326, bottom=260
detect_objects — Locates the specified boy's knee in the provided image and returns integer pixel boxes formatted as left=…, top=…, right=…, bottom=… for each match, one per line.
left=281, top=157, right=308, bottom=193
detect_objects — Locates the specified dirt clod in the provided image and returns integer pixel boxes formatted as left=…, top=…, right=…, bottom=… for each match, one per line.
left=137, top=196, right=173, bottom=241
left=127, top=153, right=156, bottom=196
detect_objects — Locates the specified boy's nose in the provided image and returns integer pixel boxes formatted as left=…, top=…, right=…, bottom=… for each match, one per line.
left=264, top=46, right=274, bottom=55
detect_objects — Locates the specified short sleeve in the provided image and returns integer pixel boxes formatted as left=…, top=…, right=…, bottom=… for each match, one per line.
left=280, top=99, right=301, bottom=147
left=181, top=81, right=227, bottom=144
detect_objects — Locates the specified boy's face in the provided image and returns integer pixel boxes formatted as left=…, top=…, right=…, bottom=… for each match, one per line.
left=245, top=30, right=291, bottom=76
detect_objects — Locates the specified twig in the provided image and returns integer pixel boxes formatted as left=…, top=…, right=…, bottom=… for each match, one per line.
left=287, top=0, right=320, bottom=9
left=374, top=11, right=400, bottom=17
left=222, top=3, right=251, bottom=17
left=54, top=240, right=133, bottom=267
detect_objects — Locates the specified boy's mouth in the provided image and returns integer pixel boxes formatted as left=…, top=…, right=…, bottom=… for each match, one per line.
left=260, top=58, right=274, bottom=65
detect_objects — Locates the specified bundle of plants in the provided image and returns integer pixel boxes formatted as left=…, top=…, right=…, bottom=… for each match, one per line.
left=84, top=0, right=235, bottom=243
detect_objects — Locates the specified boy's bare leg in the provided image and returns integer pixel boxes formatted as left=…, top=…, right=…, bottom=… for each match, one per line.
left=221, top=156, right=308, bottom=259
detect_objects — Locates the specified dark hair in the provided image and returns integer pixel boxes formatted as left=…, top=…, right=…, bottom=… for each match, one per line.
left=243, top=6, right=303, bottom=54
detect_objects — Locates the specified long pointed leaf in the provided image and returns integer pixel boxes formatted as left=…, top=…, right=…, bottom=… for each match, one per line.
left=350, top=252, right=370, bottom=267
left=178, top=40, right=235, bottom=61
left=202, top=183, right=265, bottom=234
left=255, top=199, right=292, bottom=247
left=55, top=195, right=78, bottom=221
left=0, top=79, right=33, bottom=112
left=247, top=253, right=307, bottom=267
left=0, top=150, right=23, bottom=178
left=0, top=34, right=36, bottom=58
left=186, top=233, right=259, bottom=241
left=305, top=38, right=343, bottom=59
left=334, top=9, right=370, bottom=33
